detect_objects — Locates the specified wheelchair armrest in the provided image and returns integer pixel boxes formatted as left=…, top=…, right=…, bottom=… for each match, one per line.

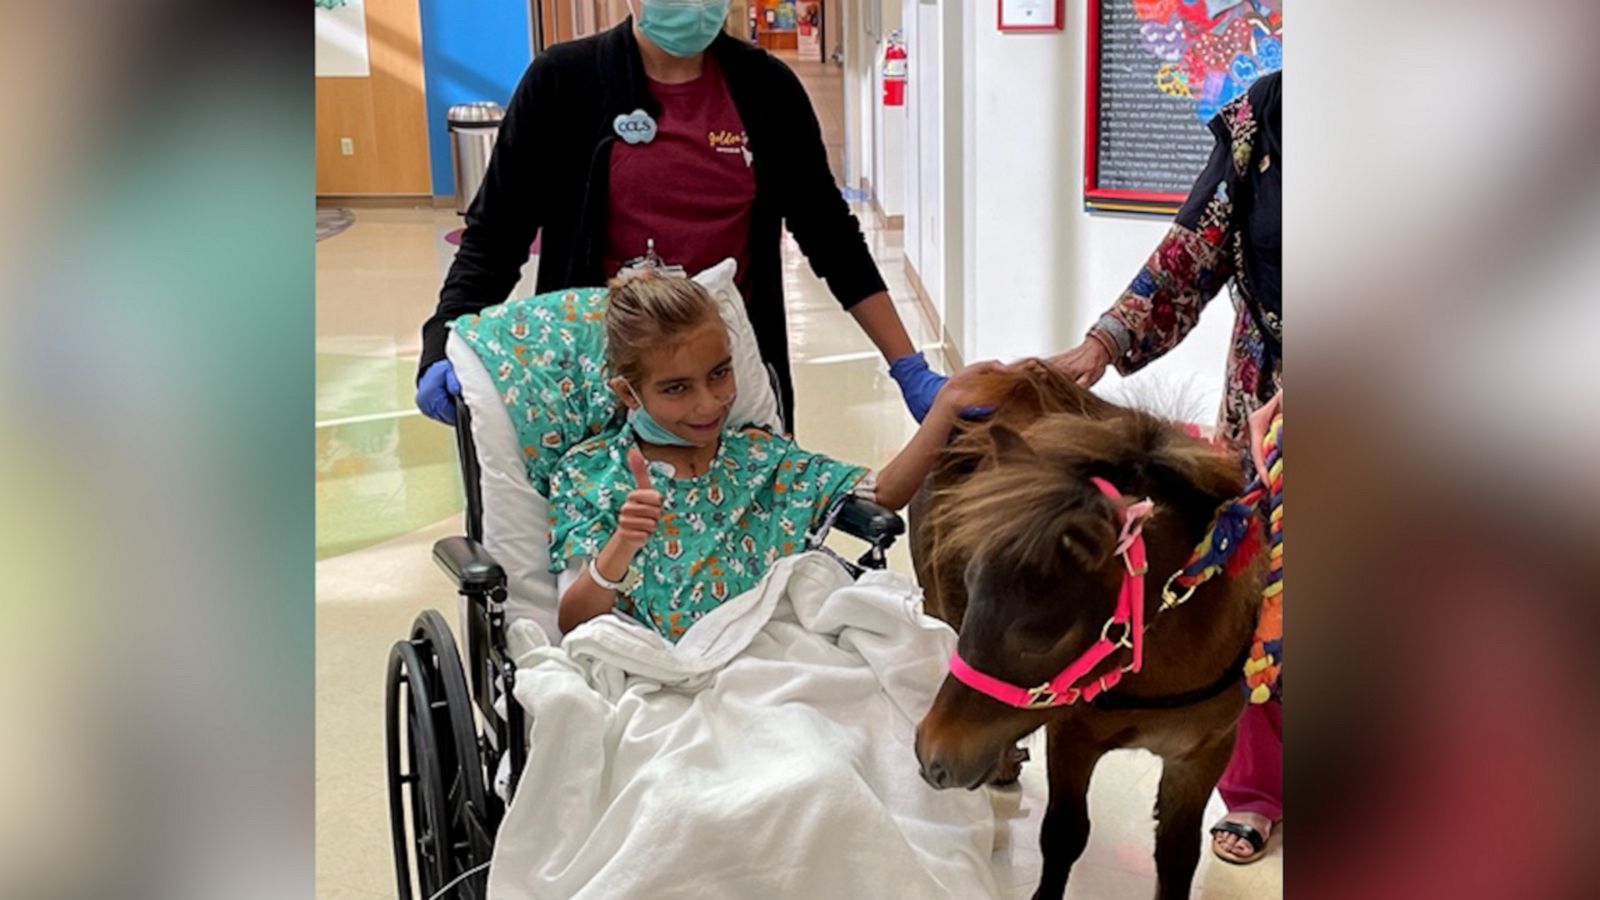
left=432, top=536, right=506, bottom=594
left=834, top=495, right=906, bottom=545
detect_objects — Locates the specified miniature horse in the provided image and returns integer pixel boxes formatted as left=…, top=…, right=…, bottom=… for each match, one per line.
left=909, top=363, right=1263, bottom=900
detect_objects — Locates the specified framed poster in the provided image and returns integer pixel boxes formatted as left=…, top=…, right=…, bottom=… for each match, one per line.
left=314, top=0, right=371, bottom=78
left=999, top=0, right=1064, bottom=32
left=1085, top=0, right=1283, bottom=214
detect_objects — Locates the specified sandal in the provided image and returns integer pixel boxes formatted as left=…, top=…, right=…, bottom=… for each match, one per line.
left=1209, top=816, right=1274, bottom=865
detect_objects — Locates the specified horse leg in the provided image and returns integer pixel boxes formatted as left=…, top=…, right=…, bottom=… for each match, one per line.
left=1030, top=725, right=1101, bottom=900
left=1151, top=733, right=1236, bottom=900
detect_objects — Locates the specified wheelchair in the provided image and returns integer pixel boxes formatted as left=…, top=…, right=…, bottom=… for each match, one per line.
left=384, top=339, right=906, bottom=900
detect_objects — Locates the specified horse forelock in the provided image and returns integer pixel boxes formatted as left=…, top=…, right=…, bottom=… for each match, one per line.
left=926, top=362, right=1242, bottom=581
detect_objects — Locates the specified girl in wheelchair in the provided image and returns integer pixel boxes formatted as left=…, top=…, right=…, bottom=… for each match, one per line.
left=549, top=270, right=1001, bottom=641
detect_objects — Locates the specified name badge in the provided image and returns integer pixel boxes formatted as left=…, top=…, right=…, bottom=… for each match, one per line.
left=613, top=109, right=657, bottom=145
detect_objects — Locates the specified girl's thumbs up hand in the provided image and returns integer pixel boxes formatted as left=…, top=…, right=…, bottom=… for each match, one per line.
left=613, top=448, right=664, bottom=556
left=627, top=446, right=655, bottom=490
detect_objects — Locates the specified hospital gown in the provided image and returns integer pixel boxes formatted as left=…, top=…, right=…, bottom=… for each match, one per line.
left=548, top=425, right=869, bottom=641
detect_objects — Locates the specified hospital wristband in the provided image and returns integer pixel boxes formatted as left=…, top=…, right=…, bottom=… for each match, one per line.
left=588, top=556, right=629, bottom=592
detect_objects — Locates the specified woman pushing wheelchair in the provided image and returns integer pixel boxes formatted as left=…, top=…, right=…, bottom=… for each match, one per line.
left=414, top=0, right=950, bottom=433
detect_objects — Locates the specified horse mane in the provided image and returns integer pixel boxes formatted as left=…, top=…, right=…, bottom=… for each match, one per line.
left=927, top=360, right=1243, bottom=580
left=954, top=358, right=1124, bottom=426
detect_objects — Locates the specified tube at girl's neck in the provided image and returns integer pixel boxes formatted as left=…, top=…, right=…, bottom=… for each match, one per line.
left=636, top=433, right=722, bottom=479
left=632, top=19, right=707, bottom=84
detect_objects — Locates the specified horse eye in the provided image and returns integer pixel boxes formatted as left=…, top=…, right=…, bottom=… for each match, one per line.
left=1005, top=623, right=1065, bottom=658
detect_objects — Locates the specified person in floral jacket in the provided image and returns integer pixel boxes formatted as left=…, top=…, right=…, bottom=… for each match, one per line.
left=1053, top=71, right=1280, bottom=460
left=1051, top=71, right=1282, bottom=866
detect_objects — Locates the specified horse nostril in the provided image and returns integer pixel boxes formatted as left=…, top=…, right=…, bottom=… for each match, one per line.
left=922, top=760, right=950, bottom=789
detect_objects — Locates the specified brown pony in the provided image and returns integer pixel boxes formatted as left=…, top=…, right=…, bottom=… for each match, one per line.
left=909, top=361, right=1263, bottom=900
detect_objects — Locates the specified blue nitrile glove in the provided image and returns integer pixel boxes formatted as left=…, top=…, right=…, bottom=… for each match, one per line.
left=416, top=359, right=462, bottom=425
left=888, top=353, right=947, bottom=423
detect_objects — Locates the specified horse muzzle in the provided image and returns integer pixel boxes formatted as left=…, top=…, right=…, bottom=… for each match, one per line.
left=915, top=722, right=997, bottom=790
left=915, top=678, right=1029, bottom=790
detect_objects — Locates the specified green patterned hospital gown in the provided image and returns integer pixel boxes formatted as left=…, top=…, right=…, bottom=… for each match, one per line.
left=549, top=426, right=869, bottom=641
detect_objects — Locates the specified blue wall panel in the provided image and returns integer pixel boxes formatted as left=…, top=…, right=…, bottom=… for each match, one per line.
left=419, top=0, right=532, bottom=197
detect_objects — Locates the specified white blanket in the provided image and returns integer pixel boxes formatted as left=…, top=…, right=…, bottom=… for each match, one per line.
left=487, top=552, right=999, bottom=900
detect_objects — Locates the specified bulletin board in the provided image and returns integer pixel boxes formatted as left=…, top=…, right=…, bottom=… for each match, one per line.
left=1084, top=0, right=1283, bottom=215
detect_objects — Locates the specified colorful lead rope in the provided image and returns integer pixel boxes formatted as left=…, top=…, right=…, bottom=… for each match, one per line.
left=1243, top=414, right=1282, bottom=704
left=1162, top=412, right=1283, bottom=704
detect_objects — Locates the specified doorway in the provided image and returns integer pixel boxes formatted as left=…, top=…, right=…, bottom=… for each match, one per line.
left=532, top=0, right=629, bottom=51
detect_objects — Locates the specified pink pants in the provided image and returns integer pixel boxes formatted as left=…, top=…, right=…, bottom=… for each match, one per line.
left=1218, top=698, right=1282, bottom=821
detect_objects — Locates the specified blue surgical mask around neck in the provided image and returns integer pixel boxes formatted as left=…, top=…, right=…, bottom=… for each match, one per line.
left=625, top=383, right=699, bottom=447
left=633, top=0, right=730, bottom=59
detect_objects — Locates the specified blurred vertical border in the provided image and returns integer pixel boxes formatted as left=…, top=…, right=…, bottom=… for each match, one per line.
left=1291, top=2, right=1600, bottom=898
left=0, top=2, right=313, bottom=898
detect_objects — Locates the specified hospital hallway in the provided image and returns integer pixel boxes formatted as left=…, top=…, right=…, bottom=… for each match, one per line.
left=774, top=46, right=848, bottom=186
left=314, top=200, right=1283, bottom=898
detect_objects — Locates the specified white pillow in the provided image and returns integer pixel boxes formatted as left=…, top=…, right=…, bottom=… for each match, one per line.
left=448, top=331, right=558, bottom=641
left=693, top=257, right=783, bottom=433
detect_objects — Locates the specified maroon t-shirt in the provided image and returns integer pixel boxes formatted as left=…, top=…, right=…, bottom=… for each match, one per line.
left=604, top=56, right=756, bottom=288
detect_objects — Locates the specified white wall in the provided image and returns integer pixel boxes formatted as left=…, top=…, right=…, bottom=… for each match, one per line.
left=866, top=0, right=904, bottom=217
left=824, top=0, right=841, bottom=59
left=873, top=102, right=905, bottom=215
left=901, top=0, right=922, bottom=279
left=914, top=0, right=943, bottom=313
left=840, top=0, right=865, bottom=191
left=936, top=0, right=965, bottom=352
left=900, top=0, right=967, bottom=348
left=950, top=1, right=1233, bottom=418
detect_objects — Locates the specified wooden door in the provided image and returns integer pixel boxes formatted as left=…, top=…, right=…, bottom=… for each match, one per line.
left=540, top=0, right=577, bottom=45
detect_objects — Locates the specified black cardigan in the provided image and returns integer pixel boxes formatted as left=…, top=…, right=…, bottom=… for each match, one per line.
left=419, top=21, right=889, bottom=420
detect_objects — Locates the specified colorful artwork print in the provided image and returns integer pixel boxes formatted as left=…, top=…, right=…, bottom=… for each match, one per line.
left=1136, top=0, right=1282, bottom=123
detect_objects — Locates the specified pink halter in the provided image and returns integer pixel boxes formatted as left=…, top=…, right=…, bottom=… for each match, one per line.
left=947, top=477, right=1154, bottom=709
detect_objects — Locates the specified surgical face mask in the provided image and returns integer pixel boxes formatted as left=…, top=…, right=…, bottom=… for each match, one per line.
left=631, top=0, right=730, bottom=59
left=624, top=384, right=699, bottom=447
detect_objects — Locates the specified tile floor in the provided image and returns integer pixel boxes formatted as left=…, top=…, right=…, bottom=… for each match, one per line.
left=314, top=203, right=1281, bottom=898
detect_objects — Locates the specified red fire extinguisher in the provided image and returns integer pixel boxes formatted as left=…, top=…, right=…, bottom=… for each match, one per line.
left=882, top=31, right=907, bottom=107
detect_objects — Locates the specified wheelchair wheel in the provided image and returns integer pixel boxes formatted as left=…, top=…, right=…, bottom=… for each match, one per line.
left=386, top=610, right=492, bottom=899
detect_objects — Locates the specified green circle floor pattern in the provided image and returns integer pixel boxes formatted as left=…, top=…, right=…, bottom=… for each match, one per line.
left=317, top=353, right=464, bottom=560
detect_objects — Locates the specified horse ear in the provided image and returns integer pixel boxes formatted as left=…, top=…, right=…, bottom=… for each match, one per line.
left=1058, top=495, right=1120, bottom=571
left=988, top=424, right=1037, bottom=465
left=1059, top=529, right=1114, bottom=570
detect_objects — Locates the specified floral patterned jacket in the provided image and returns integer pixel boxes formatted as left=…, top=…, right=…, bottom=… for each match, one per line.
left=1091, top=72, right=1281, bottom=460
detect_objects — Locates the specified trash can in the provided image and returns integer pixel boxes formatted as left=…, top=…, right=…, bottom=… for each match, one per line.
left=447, top=102, right=505, bottom=215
